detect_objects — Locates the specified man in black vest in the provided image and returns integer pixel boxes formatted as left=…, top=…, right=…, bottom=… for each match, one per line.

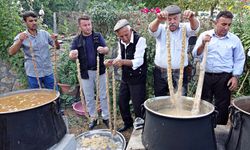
left=105, top=19, right=147, bottom=132
left=69, top=14, right=110, bottom=130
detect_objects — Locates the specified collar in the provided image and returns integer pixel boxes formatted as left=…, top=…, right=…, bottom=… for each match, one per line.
left=121, top=31, right=134, bottom=46
left=25, top=29, right=38, bottom=37
left=211, top=29, right=230, bottom=39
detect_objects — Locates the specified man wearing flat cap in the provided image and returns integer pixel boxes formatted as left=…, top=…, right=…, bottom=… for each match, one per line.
left=105, top=19, right=147, bottom=132
left=149, top=5, right=200, bottom=97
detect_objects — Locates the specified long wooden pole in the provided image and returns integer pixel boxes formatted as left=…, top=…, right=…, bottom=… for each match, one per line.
left=105, top=67, right=113, bottom=132
left=112, top=68, right=117, bottom=135
left=192, top=42, right=209, bottom=114
left=28, top=39, right=42, bottom=89
left=95, top=54, right=100, bottom=123
left=76, top=58, right=90, bottom=121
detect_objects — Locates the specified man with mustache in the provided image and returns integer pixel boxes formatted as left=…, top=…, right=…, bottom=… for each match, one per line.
left=9, top=11, right=60, bottom=89
left=193, top=11, right=245, bottom=124
left=148, top=5, right=200, bottom=97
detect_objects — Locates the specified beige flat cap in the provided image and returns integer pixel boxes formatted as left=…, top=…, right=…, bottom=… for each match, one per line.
left=164, top=5, right=181, bottom=15
left=114, top=19, right=129, bottom=32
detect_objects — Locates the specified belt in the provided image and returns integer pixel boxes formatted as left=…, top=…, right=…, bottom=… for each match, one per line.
left=88, top=67, right=97, bottom=71
left=155, top=64, right=187, bottom=72
left=205, top=72, right=231, bottom=76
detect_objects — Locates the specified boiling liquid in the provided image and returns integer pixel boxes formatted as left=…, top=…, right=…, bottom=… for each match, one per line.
left=0, top=91, right=57, bottom=113
left=158, top=107, right=193, bottom=117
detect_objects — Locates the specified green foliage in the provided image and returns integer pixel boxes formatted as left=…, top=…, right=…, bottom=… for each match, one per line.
left=57, top=44, right=78, bottom=86
left=0, top=0, right=27, bottom=87
left=231, top=9, right=250, bottom=96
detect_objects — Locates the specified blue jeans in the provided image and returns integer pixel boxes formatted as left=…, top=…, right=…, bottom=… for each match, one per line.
left=27, top=74, right=58, bottom=90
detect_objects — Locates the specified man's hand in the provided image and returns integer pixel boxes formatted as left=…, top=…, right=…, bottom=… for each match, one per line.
left=69, top=50, right=78, bottom=60
left=227, top=76, right=238, bottom=91
left=202, top=34, right=212, bottom=45
left=19, top=32, right=28, bottom=42
left=51, top=33, right=58, bottom=41
left=104, top=59, right=114, bottom=67
left=112, top=59, right=123, bottom=67
left=97, top=46, right=108, bottom=54
left=156, top=11, right=168, bottom=22
left=183, top=10, right=195, bottom=19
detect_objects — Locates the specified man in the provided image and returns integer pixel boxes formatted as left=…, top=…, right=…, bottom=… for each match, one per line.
left=193, top=11, right=245, bottom=125
left=69, top=14, right=110, bottom=130
left=105, top=19, right=147, bottom=132
left=148, top=5, right=200, bottom=96
left=8, top=11, right=60, bottom=89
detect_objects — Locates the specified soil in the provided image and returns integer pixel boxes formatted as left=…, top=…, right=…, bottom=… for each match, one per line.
left=63, top=106, right=133, bottom=143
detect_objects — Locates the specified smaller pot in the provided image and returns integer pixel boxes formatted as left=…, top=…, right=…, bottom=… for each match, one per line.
left=76, top=129, right=126, bottom=150
left=226, top=96, right=250, bottom=150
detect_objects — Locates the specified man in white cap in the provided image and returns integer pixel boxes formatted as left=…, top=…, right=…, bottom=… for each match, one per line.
left=148, top=5, right=200, bottom=97
left=105, top=19, right=147, bottom=132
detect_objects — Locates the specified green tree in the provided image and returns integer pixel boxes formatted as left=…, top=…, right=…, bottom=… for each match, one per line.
left=0, top=0, right=27, bottom=86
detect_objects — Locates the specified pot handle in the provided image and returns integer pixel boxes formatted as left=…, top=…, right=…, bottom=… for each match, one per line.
left=141, top=104, right=146, bottom=120
left=226, top=105, right=243, bottom=150
left=52, top=99, right=62, bottom=115
left=229, top=106, right=242, bottom=129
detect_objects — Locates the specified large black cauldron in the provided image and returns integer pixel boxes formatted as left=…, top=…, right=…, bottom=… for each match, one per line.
left=0, top=89, right=66, bottom=150
left=226, top=96, right=250, bottom=150
left=142, top=96, right=217, bottom=150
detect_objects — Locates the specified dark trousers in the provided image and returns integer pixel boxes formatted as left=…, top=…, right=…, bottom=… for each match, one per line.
left=118, top=81, right=146, bottom=126
left=153, top=66, right=188, bottom=97
left=202, top=72, right=232, bottom=125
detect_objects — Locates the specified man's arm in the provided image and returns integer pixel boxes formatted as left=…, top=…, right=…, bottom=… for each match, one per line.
left=149, top=11, right=168, bottom=32
left=183, top=10, right=199, bottom=30
left=8, top=32, right=27, bottom=55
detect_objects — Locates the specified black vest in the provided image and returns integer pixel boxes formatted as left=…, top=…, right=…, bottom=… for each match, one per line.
left=120, top=31, right=147, bottom=84
left=73, top=32, right=105, bottom=79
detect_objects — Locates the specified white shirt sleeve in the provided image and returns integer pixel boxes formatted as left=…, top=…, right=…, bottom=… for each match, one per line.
left=116, top=42, right=122, bottom=60
left=131, top=37, right=147, bottom=70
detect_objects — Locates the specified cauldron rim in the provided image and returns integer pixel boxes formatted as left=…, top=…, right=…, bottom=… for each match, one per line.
left=144, top=96, right=215, bottom=119
left=232, top=96, right=250, bottom=115
left=0, top=88, right=59, bottom=114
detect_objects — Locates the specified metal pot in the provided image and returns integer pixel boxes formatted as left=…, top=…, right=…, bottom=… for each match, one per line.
left=226, top=96, right=250, bottom=150
left=76, top=129, right=126, bottom=150
left=0, top=89, right=66, bottom=150
left=142, top=96, right=217, bottom=150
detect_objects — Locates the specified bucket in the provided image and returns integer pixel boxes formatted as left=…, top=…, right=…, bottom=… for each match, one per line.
left=142, top=96, right=217, bottom=150
left=226, top=96, right=250, bottom=150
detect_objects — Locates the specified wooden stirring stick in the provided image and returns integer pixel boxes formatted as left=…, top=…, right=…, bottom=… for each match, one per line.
left=112, top=68, right=117, bottom=135
left=76, top=58, right=90, bottom=121
left=105, top=67, right=113, bottom=133
left=28, top=38, right=42, bottom=89
left=192, top=42, right=209, bottom=114
left=95, top=54, right=100, bottom=124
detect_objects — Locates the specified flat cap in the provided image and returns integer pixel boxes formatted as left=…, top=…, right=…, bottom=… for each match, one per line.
left=114, top=19, right=129, bottom=32
left=164, top=5, right=181, bottom=15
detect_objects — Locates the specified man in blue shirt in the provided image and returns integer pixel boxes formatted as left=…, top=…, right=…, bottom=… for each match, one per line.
left=69, top=14, right=110, bottom=130
left=8, top=11, right=60, bottom=89
left=193, top=11, right=245, bottom=124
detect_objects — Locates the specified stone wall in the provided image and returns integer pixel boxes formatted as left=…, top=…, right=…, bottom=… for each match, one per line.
left=0, top=60, right=23, bottom=94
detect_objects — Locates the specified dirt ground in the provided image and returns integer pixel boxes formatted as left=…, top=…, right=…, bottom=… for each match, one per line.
left=63, top=107, right=133, bottom=143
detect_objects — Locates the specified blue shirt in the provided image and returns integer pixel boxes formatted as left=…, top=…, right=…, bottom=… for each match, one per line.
left=192, top=29, right=245, bottom=76
left=149, top=22, right=200, bottom=69
left=14, top=29, right=54, bottom=77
